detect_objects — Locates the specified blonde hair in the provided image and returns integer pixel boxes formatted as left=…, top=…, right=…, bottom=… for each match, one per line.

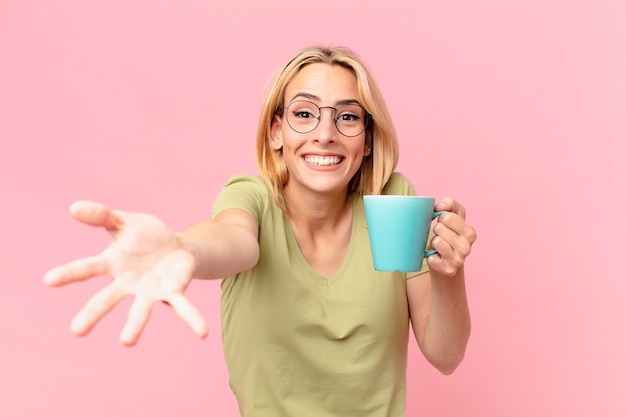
left=256, top=46, right=399, bottom=212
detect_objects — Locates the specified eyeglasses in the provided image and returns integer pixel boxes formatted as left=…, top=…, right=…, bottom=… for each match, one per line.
left=282, top=100, right=371, bottom=137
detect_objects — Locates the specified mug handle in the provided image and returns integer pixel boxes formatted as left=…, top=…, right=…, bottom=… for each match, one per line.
left=424, top=210, right=446, bottom=257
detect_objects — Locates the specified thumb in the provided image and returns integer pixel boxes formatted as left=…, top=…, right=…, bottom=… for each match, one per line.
left=70, top=201, right=124, bottom=230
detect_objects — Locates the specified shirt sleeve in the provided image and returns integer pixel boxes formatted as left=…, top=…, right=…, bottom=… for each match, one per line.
left=211, top=175, right=269, bottom=222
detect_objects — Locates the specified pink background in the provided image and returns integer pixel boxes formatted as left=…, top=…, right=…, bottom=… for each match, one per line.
left=1, top=0, right=625, bottom=416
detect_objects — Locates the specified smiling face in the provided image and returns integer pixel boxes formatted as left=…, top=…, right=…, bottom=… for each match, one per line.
left=271, top=63, right=371, bottom=200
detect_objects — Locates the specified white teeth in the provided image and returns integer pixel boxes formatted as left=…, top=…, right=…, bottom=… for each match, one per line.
left=304, top=155, right=343, bottom=166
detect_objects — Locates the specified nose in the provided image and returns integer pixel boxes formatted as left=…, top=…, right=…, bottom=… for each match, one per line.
left=314, top=107, right=337, bottom=143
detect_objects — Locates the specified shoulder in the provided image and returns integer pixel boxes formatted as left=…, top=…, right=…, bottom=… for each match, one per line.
left=221, top=174, right=267, bottom=189
left=217, top=174, right=270, bottom=198
left=381, top=172, right=417, bottom=196
left=211, top=174, right=272, bottom=220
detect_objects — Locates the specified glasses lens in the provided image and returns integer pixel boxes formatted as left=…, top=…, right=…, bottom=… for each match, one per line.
left=335, top=104, right=368, bottom=137
left=285, top=101, right=320, bottom=134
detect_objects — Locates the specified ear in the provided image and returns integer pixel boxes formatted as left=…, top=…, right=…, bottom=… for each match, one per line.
left=270, top=114, right=283, bottom=150
left=363, top=134, right=372, bottom=157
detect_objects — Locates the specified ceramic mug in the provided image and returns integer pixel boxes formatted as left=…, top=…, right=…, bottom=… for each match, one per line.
left=363, top=195, right=445, bottom=272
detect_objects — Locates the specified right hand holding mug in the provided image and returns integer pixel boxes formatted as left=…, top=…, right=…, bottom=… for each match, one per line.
left=44, top=201, right=208, bottom=346
left=427, top=197, right=477, bottom=277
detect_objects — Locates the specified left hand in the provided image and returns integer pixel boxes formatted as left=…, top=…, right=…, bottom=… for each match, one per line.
left=427, top=197, right=477, bottom=277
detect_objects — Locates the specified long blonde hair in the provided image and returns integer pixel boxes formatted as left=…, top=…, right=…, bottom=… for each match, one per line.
left=256, top=46, right=399, bottom=212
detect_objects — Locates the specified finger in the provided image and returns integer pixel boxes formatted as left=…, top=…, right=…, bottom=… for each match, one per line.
left=166, top=294, right=209, bottom=339
left=427, top=238, right=462, bottom=277
left=433, top=219, right=473, bottom=258
left=430, top=234, right=454, bottom=261
left=434, top=197, right=454, bottom=212
left=427, top=253, right=455, bottom=277
left=44, top=256, right=109, bottom=286
left=70, top=201, right=125, bottom=230
left=436, top=213, right=476, bottom=245
left=71, top=283, right=125, bottom=337
left=120, top=296, right=155, bottom=346
left=435, top=197, right=466, bottom=219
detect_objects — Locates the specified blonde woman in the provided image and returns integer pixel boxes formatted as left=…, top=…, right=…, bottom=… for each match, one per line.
left=46, top=46, right=476, bottom=417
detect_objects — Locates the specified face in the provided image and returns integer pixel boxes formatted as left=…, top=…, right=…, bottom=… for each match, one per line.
left=271, top=63, right=371, bottom=198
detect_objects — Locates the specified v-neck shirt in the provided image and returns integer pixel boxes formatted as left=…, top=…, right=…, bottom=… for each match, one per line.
left=212, top=173, right=427, bottom=417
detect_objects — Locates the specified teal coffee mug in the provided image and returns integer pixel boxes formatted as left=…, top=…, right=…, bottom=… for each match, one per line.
left=363, top=195, right=444, bottom=272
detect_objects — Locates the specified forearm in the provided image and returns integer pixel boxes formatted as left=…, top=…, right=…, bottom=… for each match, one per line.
left=177, top=219, right=260, bottom=280
left=418, top=269, right=471, bottom=374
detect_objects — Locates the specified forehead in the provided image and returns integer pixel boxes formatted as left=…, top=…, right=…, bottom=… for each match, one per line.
left=284, top=63, right=359, bottom=103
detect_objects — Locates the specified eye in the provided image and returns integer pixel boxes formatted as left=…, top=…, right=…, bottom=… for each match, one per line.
left=337, top=112, right=360, bottom=122
left=336, top=106, right=364, bottom=124
left=288, top=101, right=319, bottom=121
left=293, top=110, right=316, bottom=119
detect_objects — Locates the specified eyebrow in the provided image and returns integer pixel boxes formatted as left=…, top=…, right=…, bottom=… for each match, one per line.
left=289, top=92, right=362, bottom=107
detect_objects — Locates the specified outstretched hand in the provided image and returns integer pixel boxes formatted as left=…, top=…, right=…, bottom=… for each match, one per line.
left=427, top=197, right=477, bottom=277
left=44, top=201, right=208, bottom=346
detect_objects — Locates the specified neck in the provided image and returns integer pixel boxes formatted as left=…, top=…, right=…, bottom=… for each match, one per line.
left=283, top=185, right=353, bottom=233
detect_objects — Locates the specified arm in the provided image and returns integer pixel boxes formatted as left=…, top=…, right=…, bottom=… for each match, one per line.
left=407, top=269, right=471, bottom=375
left=178, top=208, right=260, bottom=279
left=407, top=197, right=476, bottom=374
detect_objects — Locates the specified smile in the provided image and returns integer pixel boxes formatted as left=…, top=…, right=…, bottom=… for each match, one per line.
left=303, top=155, right=344, bottom=166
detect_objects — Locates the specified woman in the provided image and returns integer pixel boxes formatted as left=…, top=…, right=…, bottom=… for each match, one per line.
left=45, top=46, right=476, bottom=416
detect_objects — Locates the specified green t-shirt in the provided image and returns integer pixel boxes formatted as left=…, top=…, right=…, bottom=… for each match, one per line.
left=211, top=173, right=427, bottom=417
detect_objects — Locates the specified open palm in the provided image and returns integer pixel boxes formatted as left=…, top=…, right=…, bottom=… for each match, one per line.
left=44, top=201, right=208, bottom=345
